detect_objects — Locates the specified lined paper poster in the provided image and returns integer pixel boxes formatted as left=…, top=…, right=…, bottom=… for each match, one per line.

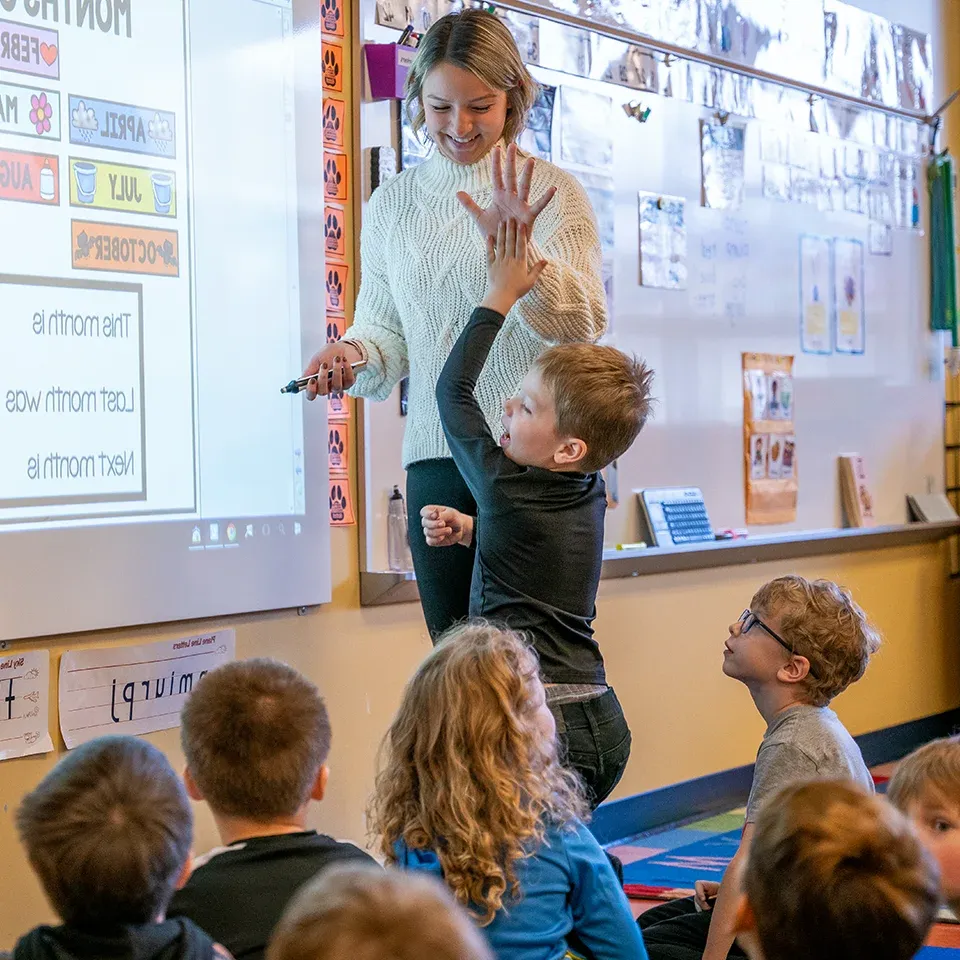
left=0, top=650, right=53, bottom=761
left=59, top=631, right=236, bottom=748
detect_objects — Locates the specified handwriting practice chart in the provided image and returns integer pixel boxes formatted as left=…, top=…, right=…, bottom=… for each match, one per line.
left=59, top=630, right=235, bottom=748
left=0, top=649, right=52, bottom=760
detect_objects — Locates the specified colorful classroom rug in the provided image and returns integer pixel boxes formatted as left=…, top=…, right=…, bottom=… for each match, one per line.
left=610, top=769, right=894, bottom=901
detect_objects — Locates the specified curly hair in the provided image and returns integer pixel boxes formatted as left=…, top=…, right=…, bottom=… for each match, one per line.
left=369, top=621, right=588, bottom=926
left=403, top=9, right=539, bottom=146
left=751, top=576, right=881, bottom=706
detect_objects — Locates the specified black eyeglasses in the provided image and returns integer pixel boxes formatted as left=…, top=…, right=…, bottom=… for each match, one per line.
left=738, top=609, right=816, bottom=677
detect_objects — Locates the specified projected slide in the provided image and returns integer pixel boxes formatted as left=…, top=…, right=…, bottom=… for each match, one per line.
left=0, top=0, right=330, bottom=640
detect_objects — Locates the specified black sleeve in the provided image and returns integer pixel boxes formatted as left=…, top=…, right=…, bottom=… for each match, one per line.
left=436, top=307, right=522, bottom=507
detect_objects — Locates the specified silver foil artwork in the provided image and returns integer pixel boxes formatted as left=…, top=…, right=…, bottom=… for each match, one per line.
left=823, top=0, right=898, bottom=106
left=895, top=25, right=934, bottom=113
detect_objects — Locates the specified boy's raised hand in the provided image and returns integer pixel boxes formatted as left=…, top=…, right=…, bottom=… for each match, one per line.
left=480, top=218, right=548, bottom=318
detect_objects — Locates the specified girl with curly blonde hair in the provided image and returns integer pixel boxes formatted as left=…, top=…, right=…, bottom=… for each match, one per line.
left=369, top=622, right=647, bottom=960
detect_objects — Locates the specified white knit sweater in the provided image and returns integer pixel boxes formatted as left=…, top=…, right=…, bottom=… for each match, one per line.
left=345, top=147, right=608, bottom=467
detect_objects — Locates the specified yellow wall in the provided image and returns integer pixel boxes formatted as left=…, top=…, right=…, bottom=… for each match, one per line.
left=1, top=536, right=958, bottom=945
left=2, top=0, right=960, bottom=949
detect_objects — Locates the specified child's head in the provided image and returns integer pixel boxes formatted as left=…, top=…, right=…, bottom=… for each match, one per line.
left=180, top=657, right=331, bottom=822
left=370, top=621, right=586, bottom=924
left=737, top=780, right=939, bottom=960
left=888, top=736, right=960, bottom=912
left=500, top=345, right=653, bottom=473
left=268, top=864, right=493, bottom=960
left=723, top=575, right=880, bottom=706
left=404, top=9, right=537, bottom=165
left=16, top=735, right=192, bottom=929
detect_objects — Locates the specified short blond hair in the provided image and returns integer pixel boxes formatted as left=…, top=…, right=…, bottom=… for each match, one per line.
left=404, top=9, right=538, bottom=146
left=751, top=576, right=880, bottom=706
left=888, top=736, right=960, bottom=811
left=745, top=780, right=939, bottom=960
left=268, top=864, right=493, bottom=960
left=536, top=345, right=654, bottom=473
left=181, top=658, right=331, bottom=820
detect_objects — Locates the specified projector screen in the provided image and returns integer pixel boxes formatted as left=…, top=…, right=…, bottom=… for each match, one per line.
left=0, top=0, right=331, bottom=640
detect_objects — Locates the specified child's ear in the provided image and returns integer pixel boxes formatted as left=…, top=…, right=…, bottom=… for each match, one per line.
left=310, top=765, right=330, bottom=802
left=183, top=766, right=204, bottom=802
left=778, top=655, right=812, bottom=686
left=555, top=438, right=588, bottom=468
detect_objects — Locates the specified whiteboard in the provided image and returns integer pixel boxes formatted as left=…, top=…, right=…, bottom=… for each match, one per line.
left=357, top=11, right=943, bottom=571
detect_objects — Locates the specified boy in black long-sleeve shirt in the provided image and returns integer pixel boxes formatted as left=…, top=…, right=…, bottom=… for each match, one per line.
left=428, top=219, right=654, bottom=806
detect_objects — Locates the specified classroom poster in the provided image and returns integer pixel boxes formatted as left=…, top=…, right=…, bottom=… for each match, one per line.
left=833, top=238, right=865, bottom=354
left=799, top=235, right=833, bottom=355
left=700, top=121, right=746, bottom=210
left=519, top=85, right=555, bottom=161
left=59, top=632, right=236, bottom=748
left=638, top=192, right=687, bottom=290
left=559, top=87, right=613, bottom=169
left=0, top=649, right=52, bottom=761
left=742, top=353, right=797, bottom=525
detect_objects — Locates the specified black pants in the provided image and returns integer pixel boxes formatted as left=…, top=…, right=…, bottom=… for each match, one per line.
left=406, top=458, right=476, bottom=641
left=552, top=687, right=631, bottom=809
left=639, top=898, right=746, bottom=960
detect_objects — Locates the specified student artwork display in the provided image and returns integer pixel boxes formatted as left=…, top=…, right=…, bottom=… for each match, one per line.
left=799, top=235, right=832, bottom=355
left=833, top=238, right=865, bottom=354
left=519, top=84, right=555, bottom=162
left=700, top=120, right=746, bottom=210
left=743, top=353, right=797, bottom=525
left=559, top=86, right=613, bottom=169
left=638, top=192, right=687, bottom=290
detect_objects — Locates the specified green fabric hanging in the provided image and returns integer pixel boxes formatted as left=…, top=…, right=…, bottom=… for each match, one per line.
left=929, top=152, right=958, bottom=347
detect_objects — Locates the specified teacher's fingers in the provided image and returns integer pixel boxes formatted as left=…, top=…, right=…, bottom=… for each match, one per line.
left=529, top=185, right=557, bottom=221
left=491, top=145, right=505, bottom=193
left=517, top=155, right=534, bottom=202
left=457, top=190, right=484, bottom=224
left=504, top=142, right=518, bottom=195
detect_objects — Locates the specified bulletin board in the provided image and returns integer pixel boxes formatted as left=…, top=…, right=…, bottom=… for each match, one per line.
left=355, top=0, right=944, bottom=571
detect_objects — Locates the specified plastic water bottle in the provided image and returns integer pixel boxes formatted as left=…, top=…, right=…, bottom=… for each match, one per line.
left=387, top=485, right=412, bottom=572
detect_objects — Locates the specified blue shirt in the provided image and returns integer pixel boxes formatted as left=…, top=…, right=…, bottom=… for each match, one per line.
left=395, top=820, right=648, bottom=960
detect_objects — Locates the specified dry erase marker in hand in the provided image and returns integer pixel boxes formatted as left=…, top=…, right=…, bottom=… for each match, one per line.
left=280, top=361, right=364, bottom=394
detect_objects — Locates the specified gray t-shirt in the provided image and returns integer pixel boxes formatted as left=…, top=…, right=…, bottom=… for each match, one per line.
left=745, top=704, right=874, bottom=823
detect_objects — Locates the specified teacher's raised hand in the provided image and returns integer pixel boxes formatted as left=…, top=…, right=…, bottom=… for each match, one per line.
left=457, top=142, right=557, bottom=240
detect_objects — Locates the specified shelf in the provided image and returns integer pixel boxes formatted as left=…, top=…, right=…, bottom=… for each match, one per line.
left=359, top=520, right=960, bottom=607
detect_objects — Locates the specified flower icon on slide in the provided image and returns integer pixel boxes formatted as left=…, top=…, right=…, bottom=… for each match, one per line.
left=30, top=93, right=52, bottom=134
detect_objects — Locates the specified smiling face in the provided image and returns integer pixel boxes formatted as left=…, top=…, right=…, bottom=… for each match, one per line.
left=421, top=62, right=508, bottom=165
left=500, top=367, right=566, bottom=469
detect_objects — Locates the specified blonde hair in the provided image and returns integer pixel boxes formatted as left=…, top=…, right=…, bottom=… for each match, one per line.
left=404, top=9, right=538, bottom=146
left=181, top=658, right=331, bottom=820
left=268, top=864, right=493, bottom=960
left=369, top=622, right=587, bottom=926
left=744, top=780, right=939, bottom=960
left=535, top=345, right=654, bottom=473
left=751, top=576, right=881, bottom=706
left=888, top=735, right=960, bottom=812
